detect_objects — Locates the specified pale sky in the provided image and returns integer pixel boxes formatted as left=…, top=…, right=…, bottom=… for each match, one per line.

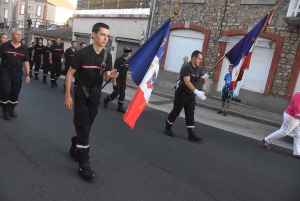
left=68, top=0, right=77, bottom=8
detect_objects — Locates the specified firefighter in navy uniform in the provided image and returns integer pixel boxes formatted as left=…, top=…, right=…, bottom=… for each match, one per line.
left=31, top=37, right=44, bottom=80
left=103, top=47, right=132, bottom=113
left=0, top=28, right=30, bottom=120
left=41, top=39, right=52, bottom=84
left=62, top=40, right=77, bottom=92
left=164, top=50, right=209, bottom=142
left=28, top=42, right=35, bottom=77
left=64, top=22, right=118, bottom=180
left=49, top=36, right=64, bottom=88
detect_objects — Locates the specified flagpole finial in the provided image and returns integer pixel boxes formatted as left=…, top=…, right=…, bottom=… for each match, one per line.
left=272, top=5, right=279, bottom=10
left=170, top=9, right=181, bottom=19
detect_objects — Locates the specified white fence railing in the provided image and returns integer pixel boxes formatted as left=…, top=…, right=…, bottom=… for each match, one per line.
left=286, top=0, right=300, bottom=17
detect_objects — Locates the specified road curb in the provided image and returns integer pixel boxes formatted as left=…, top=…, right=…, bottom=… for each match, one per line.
left=127, top=84, right=282, bottom=128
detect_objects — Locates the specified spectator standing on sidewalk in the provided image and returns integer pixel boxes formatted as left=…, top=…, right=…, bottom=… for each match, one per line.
left=263, top=92, right=300, bottom=158
left=217, top=64, right=235, bottom=116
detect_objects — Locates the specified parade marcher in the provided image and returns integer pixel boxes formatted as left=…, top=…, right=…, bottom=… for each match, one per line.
left=49, top=36, right=64, bottom=88
left=164, top=50, right=209, bottom=142
left=0, top=28, right=30, bottom=120
left=31, top=37, right=44, bottom=80
left=28, top=42, right=35, bottom=77
left=263, top=92, right=300, bottom=158
left=64, top=22, right=118, bottom=180
left=74, top=42, right=87, bottom=91
left=217, top=64, right=235, bottom=116
left=62, top=41, right=77, bottom=92
left=21, top=39, right=25, bottom=45
left=80, top=42, right=86, bottom=49
left=41, top=39, right=52, bottom=84
left=103, top=47, right=132, bottom=113
left=0, top=33, right=8, bottom=45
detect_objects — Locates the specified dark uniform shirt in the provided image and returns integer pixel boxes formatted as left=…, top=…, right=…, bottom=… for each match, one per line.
left=178, top=61, right=204, bottom=92
left=0, top=40, right=29, bottom=70
left=114, top=56, right=129, bottom=80
left=64, top=47, right=76, bottom=66
left=42, top=46, right=51, bottom=60
left=33, top=44, right=44, bottom=56
left=28, top=46, right=34, bottom=59
left=49, top=43, right=64, bottom=62
left=70, top=45, right=112, bottom=88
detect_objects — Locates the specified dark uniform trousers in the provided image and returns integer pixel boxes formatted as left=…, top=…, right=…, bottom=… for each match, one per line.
left=109, top=79, right=126, bottom=104
left=42, top=59, right=50, bottom=79
left=50, top=61, right=61, bottom=82
left=34, top=56, right=41, bottom=76
left=167, top=89, right=196, bottom=128
left=0, top=69, right=22, bottom=109
left=29, top=60, right=34, bottom=76
left=70, top=84, right=101, bottom=162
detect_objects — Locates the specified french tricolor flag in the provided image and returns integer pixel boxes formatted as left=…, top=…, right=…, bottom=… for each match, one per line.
left=225, top=13, right=271, bottom=88
left=123, top=19, right=172, bottom=129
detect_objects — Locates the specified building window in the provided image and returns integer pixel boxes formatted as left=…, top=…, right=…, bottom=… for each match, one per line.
left=20, top=4, right=25, bottom=15
left=4, top=8, right=8, bottom=18
left=36, top=5, right=42, bottom=17
left=29, top=6, right=32, bottom=10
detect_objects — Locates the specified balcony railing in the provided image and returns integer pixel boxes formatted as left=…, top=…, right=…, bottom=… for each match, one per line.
left=0, top=19, right=67, bottom=31
left=286, top=0, right=300, bottom=17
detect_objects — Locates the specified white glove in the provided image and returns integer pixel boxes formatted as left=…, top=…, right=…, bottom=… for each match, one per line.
left=201, top=73, right=209, bottom=80
left=193, top=89, right=206, bottom=100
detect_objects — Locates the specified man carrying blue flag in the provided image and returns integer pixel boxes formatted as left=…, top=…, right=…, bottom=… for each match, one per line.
left=104, top=47, right=132, bottom=113
left=164, top=50, right=209, bottom=142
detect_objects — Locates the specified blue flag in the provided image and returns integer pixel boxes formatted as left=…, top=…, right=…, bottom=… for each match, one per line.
left=126, top=19, right=172, bottom=85
left=225, top=15, right=268, bottom=67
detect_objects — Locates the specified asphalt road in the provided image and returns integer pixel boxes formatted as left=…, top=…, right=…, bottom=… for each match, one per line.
left=0, top=78, right=299, bottom=201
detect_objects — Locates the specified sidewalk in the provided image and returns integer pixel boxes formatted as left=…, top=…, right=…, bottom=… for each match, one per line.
left=126, top=75, right=283, bottom=128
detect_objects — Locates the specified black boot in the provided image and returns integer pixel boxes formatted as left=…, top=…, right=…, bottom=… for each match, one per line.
left=9, top=106, right=17, bottom=118
left=2, top=108, right=11, bottom=121
left=117, top=102, right=126, bottom=113
left=34, top=74, right=39, bottom=80
left=43, top=77, right=47, bottom=84
left=51, top=80, right=55, bottom=88
left=188, top=128, right=203, bottom=142
left=164, top=119, right=174, bottom=137
left=29, top=71, right=33, bottom=78
left=103, top=96, right=110, bottom=108
left=78, top=161, right=97, bottom=180
left=54, top=79, right=58, bottom=87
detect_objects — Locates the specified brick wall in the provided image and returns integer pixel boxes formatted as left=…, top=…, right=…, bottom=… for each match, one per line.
left=151, top=0, right=300, bottom=100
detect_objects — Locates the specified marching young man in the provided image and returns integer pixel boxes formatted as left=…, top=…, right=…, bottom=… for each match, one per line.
left=64, top=22, right=118, bottom=180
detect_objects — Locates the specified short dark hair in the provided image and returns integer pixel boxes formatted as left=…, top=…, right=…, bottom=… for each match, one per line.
left=55, top=36, right=61, bottom=40
left=31, top=42, right=35, bottom=44
left=38, top=37, right=43, bottom=40
left=21, top=38, right=25, bottom=41
left=71, top=40, right=77, bottom=44
left=191, top=50, right=202, bottom=59
left=92, top=22, right=109, bottom=34
left=80, top=42, right=86, bottom=46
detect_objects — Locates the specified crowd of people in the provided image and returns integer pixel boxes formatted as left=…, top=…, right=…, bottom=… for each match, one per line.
left=0, top=23, right=299, bottom=182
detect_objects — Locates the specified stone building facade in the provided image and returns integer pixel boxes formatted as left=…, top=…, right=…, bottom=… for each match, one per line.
left=149, top=0, right=300, bottom=113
